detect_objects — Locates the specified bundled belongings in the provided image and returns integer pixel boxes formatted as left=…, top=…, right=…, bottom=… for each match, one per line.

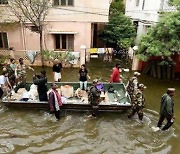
left=75, top=88, right=88, bottom=103
left=60, top=85, right=74, bottom=98
left=10, top=84, right=38, bottom=101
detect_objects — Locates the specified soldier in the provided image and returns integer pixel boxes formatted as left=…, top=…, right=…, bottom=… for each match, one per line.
left=157, top=88, right=175, bottom=131
left=88, top=79, right=101, bottom=117
left=126, top=71, right=141, bottom=100
left=14, top=58, right=34, bottom=93
left=128, top=83, right=146, bottom=120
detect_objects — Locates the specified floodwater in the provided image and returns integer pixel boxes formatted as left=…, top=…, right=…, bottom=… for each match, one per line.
left=0, top=58, right=180, bottom=154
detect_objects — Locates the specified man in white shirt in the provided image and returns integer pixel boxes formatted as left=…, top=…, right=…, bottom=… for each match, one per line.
left=0, top=72, right=12, bottom=98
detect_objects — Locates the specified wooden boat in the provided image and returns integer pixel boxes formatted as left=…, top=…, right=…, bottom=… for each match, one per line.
left=2, top=82, right=131, bottom=112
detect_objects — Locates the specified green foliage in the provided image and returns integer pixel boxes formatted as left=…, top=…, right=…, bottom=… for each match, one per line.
left=0, top=55, right=10, bottom=64
left=42, top=50, right=76, bottom=64
left=109, top=0, right=125, bottom=14
left=100, top=11, right=136, bottom=49
left=137, top=11, right=180, bottom=61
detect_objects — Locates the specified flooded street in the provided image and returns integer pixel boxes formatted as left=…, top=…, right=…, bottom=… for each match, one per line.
left=0, top=58, right=180, bottom=153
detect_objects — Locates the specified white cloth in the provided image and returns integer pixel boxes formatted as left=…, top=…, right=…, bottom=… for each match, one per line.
left=26, top=50, right=38, bottom=64
left=54, top=72, right=61, bottom=81
left=128, top=47, right=134, bottom=60
left=0, top=75, right=8, bottom=87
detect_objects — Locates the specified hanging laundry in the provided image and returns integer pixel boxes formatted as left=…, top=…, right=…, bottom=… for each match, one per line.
left=26, top=50, right=38, bottom=64
left=89, top=48, right=98, bottom=54
left=97, top=48, right=105, bottom=54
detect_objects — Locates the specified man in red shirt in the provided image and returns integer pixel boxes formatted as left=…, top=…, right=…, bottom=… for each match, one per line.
left=110, top=63, right=121, bottom=83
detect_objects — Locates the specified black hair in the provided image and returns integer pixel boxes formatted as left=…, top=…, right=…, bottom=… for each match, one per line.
left=19, top=58, right=23, bottom=62
left=116, top=63, right=120, bottom=68
left=10, top=58, right=15, bottom=62
left=41, top=70, right=46, bottom=76
left=2, top=71, right=8, bottom=75
left=81, top=64, right=86, bottom=68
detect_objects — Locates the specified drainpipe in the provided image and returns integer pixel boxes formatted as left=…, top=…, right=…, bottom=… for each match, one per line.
left=21, top=22, right=26, bottom=51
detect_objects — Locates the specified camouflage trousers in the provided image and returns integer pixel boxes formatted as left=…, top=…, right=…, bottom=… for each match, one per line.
left=128, top=106, right=144, bottom=120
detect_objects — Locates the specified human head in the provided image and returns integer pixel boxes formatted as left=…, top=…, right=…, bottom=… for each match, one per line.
left=54, top=59, right=59, bottom=65
left=2, top=71, right=8, bottom=77
left=93, top=79, right=98, bottom=86
left=41, top=70, right=46, bottom=77
left=116, top=63, right=120, bottom=69
left=10, top=58, right=15, bottom=64
left=167, top=88, right=175, bottom=97
left=81, top=64, right=86, bottom=70
left=138, top=84, right=146, bottom=91
left=51, top=83, right=58, bottom=90
left=19, top=58, right=24, bottom=64
left=134, top=72, right=141, bottom=77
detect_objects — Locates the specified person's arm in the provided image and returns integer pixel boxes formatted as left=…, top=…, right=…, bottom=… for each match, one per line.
left=48, top=92, right=55, bottom=112
left=52, top=65, right=56, bottom=81
left=6, top=77, right=12, bottom=89
left=110, top=69, right=117, bottom=83
left=87, top=74, right=91, bottom=80
left=87, top=70, right=91, bottom=79
left=133, top=78, right=138, bottom=89
left=27, top=66, right=34, bottom=72
left=33, top=76, right=47, bottom=85
left=166, top=98, right=173, bottom=117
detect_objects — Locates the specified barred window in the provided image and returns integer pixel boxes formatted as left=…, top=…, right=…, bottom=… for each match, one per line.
left=0, top=32, right=9, bottom=49
left=55, top=34, right=74, bottom=50
left=0, top=0, right=8, bottom=4
left=53, top=0, right=74, bottom=6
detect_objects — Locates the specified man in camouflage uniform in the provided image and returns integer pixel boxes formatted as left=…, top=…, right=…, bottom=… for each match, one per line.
left=88, top=79, right=101, bottom=117
left=126, top=72, right=141, bottom=100
left=14, top=58, right=34, bottom=93
left=128, top=83, right=146, bottom=120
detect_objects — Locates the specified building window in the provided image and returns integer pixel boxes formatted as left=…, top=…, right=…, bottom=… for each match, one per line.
left=53, top=0, right=74, bottom=6
left=0, top=32, right=8, bottom=49
left=55, top=34, right=74, bottom=50
left=0, top=0, right=8, bottom=4
left=136, top=0, right=140, bottom=6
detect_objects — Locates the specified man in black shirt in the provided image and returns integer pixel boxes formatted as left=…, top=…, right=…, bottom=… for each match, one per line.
left=53, top=59, right=63, bottom=82
left=33, top=70, right=48, bottom=101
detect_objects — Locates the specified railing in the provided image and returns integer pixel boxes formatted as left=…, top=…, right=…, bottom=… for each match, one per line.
left=0, top=50, right=80, bottom=67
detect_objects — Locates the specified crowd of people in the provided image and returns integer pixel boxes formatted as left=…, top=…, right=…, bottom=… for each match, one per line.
left=0, top=59, right=176, bottom=130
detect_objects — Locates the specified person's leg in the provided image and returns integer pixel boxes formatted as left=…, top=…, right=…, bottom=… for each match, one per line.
left=80, top=81, right=83, bottom=90
left=58, top=72, right=61, bottom=82
left=84, top=81, right=87, bottom=90
left=0, top=88, right=4, bottom=99
left=137, top=108, right=143, bottom=120
left=162, top=116, right=174, bottom=131
left=157, top=115, right=165, bottom=128
left=54, top=110, right=60, bottom=120
left=128, top=108, right=136, bottom=119
left=92, top=105, right=99, bottom=117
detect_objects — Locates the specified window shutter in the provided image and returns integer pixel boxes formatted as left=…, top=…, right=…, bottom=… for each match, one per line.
left=54, top=0, right=59, bottom=6
left=68, top=0, right=73, bottom=6
left=3, top=33, right=8, bottom=48
left=61, top=0, right=66, bottom=6
left=68, top=35, right=74, bottom=50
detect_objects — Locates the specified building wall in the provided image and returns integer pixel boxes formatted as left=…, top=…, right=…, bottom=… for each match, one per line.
left=0, top=0, right=110, bottom=52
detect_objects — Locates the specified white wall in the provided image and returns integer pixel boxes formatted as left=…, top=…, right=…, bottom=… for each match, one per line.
left=125, top=0, right=162, bottom=23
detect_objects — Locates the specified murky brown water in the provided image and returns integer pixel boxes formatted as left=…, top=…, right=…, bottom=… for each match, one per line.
left=0, top=58, right=180, bottom=153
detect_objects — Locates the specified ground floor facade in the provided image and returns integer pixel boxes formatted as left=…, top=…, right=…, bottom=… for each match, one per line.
left=0, top=21, right=105, bottom=66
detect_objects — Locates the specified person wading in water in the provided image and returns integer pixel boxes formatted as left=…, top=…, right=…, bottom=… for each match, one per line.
left=48, top=83, right=62, bottom=120
left=157, top=88, right=176, bottom=131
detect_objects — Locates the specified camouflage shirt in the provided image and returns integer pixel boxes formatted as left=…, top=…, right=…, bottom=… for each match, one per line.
left=16, top=64, right=26, bottom=77
left=127, top=76, right=138, bottom=96
left=132, top=89, right=145, bottom=108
